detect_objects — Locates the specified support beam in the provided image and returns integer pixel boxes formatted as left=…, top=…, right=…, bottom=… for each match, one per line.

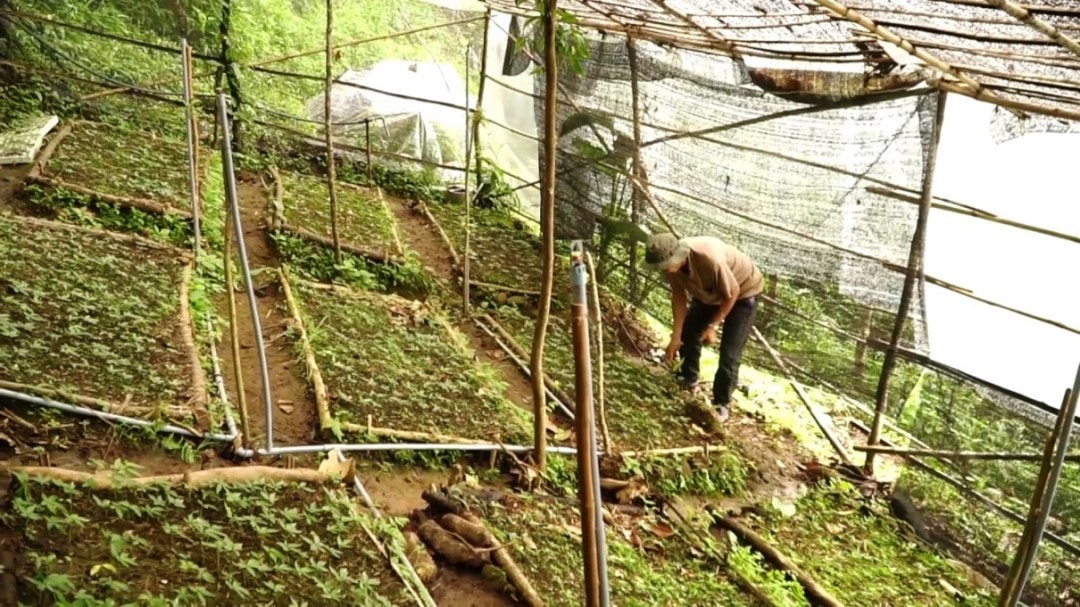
left=981, top=0, right=1080, bottom=59
left=865, top=90, right=946, bottom=475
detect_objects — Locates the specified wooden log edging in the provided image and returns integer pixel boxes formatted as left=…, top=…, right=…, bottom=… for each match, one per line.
left=416, top=201, right=462, bottom=270
left=274, top=221, right=402, bottom=264
left=1, top=214, right=193, bottom=260
left=28, top=174, right=194, bottom=219
left=373, top=187, right=406, bottom=256
left=277, top=268, right=334, bottom=431
left=0, top=379, right=191, bottom=418
left=440, top=513, right=545, bottom=607
left=479, top=313, right=577, bottom=415
left=713, top=514, right=847, bottom=607
left=10, top=465, right=332, bottom=488
left=26, top=121, right=73, bottom=180
left=178, top=263, right=212, bottom=431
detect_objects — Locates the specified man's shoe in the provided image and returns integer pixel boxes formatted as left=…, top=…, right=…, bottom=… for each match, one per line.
left=714, top=403, right=731, bottom=423
left=678, top=377, right=700, bottom=394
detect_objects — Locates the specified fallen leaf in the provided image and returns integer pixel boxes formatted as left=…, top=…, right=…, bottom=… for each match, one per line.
left=487, top=349, right=507, bottom=361
left=278, top=403, right=295, bottom=414
left=318, top=450, right=356, bottom=482
left=640, top=519, right=675, bottom=539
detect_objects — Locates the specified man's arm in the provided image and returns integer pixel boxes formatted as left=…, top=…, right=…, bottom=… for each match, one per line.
left=669, top=275, right=688, bottom=339
left=709, top=258, right=740, bottom=326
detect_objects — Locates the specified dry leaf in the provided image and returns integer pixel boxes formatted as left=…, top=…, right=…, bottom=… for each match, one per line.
left=487, top=349, right=507, bottom=361
left=640, top=519, right=675, bottom=539
left=318, top=450, right=356, bottom=482
left=278, top=403, right=295, bottom=414
left=616, top=478, right=649, bottom=505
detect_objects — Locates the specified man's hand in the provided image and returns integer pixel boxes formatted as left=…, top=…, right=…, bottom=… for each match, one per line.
left=703, top=325, right=718, bottom=346
left=664, top=338, right=681, bottom=361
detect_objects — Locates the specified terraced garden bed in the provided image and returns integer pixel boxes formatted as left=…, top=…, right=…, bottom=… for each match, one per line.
left=0, top=215, right=208, bottom=425
left=33, top=121, right=193, bottom=215
left=424, top=201, right=544, bottom=290
left=2, top=468, right=414, bottom=605
left=283, top=273, right=530, bottom=444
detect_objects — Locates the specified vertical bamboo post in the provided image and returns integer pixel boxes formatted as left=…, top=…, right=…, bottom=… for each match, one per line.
left=181, top=39, right=202, bottom=255
left=365, top=120, right=373, bottom=181
left=570, top=243, right=610, bottom=607
left=463, top=44, right=473, bottom=316
left=472, top=10, right=491, bottom=186
left=1000, top=374, right=1080, bottom=607
left=585, top=251, right=612, bottom=453
left=324, top=0, right=342, bottom=265
left=625, top=36, right=644, bottom=304
left=219, top=0, right=242, bottom=149
left=223, top=212, right=252, bottom=447
left=531, top=0, right=559, bottom=473
left=853, top=307, right=872, bottom=382
left=865, top=90, right=947, bottom=475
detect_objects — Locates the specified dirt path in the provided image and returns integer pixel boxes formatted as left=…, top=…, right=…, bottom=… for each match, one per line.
left=0, top=165, right=29, bottom=214
left=214, top=175, right=318, bottom=447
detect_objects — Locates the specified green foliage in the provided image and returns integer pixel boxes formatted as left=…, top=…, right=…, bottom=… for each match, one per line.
left=280, top=171, right=399, bottom=254
left=288, top=275, right=531, bottom=443
left=0, top=215, right=196, bottom=416
left=3, top=475, right=410, bottom=604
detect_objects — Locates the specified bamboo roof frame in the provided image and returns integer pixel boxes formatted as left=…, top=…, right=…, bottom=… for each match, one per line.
left=479, top=0, right=1080, bottom=122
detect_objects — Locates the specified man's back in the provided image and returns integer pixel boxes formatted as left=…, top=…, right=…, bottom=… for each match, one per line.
left=677, top=236, right=763, bottom=303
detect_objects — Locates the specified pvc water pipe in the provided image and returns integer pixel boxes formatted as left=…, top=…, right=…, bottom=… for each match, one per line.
left=216, top=92, right=276, bottom=450
left=0, top=389, right=239, bottom=443
left=205, top=316, right=255, bottom=459
left=260, top=443, right=579, bottom=456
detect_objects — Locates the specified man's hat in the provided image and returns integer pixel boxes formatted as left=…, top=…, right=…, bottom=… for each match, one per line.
left=643, top=233, right=690, bottom=270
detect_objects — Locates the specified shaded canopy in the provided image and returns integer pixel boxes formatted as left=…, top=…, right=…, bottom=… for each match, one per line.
left=482, top=0, right=1080, bottom=122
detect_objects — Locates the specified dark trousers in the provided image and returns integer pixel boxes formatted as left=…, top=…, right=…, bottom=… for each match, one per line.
left=678, top=297, right=757, bottom=406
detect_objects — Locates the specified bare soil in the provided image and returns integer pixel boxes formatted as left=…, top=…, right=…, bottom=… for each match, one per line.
left=214, top=175, right=318, bottom=447
left=0, top=165, right=29, bottom=213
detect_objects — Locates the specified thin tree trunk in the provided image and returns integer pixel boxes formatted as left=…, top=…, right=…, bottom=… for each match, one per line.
left=324, top=0, right=342, bottom=264
left=530, top=0, right=559, bottom=473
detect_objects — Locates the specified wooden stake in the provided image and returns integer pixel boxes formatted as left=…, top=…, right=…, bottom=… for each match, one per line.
left=473, top=10, right=492, bottom=186
left=584, top=252, right=612, bottom=453
left=178, top=263, right=212, bottom=430
left=714, top=515, right=847, bottom=607
left=26, top=121, right=72, bottom=180
left=532, top=0, right=560, bottom=475
left=463, top=44, right=473, bottom=317
left=866, top=90, right=946, bottom=476
left=324, top=0, right=342, bottom=265
left=222, top=212, right=252, bottom=447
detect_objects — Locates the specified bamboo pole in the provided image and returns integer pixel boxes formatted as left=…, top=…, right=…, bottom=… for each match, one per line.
left=482, top=313, right=576, bottom=416
left=1002, top=376, right=1080, bottom=606
left=463, top=44, right=473, bottom=316
left=416, top=201, right=462, bottom=269
left=26, top=174, right=193, bottom=219
left=584, top=252, right=612, bottom=453
left=278, top=269, right=333, bottom=432
left=625, top=36, right=644, bottom=304
left=4, top=214, right=191, bottom=258
left=751, top=327, right=854, bottom=465
left=531, top=0, right=560, bottom=474
left=178, top=263, right=212, bottom=431
left=473, top=11, right=492, bottom=186
left=324, top=0, right=342, bottom=265
left=340, top=419, right=490, bottom=445
left=853, top=444, right=1080, bottom=463
left=222, top=212, right=252, bottom=448
left=865, top=90, right=946, bottom=476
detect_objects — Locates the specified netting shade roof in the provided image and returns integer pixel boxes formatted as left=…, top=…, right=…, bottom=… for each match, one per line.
left=483, top=0, right=1080, bottom=121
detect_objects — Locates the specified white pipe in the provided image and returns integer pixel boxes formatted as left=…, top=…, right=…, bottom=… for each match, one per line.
left=260, top=443, right=579, bottom=456
left=205, top=316, right=255, bottom=459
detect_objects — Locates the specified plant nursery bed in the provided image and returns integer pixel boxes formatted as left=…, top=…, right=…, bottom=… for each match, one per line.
left=36, top=121, right=193, bottom=213
left=274, top=171, right=401, bottom=257
left=1, top=468, right=413, bottom=605
left=0, top=215, right=207, bottom=424
left=735, top=482, right=996, bottom=606
left=285, top=275, right=531, bottom=444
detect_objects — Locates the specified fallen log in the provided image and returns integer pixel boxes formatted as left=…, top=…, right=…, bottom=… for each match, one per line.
left=415, top=519, right=487, bottom=569
left=274, top=221, right=403, bottom=264
left=421, top=489, right=467, bottom=516
left=713, top=514, right=846, bottom=607
left=9, top=465, right=331, bottom=488
left=27, top=174, right=193, bottom=219
left=403, top=531, right=438, bottom=582
left=440, top=513, right=545, bottom=607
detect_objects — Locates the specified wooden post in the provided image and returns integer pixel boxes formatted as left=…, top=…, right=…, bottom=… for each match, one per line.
left=472, top=10, right=491, bottom=186
left=463, top=44, right=473, bottom=316
left=531, top=0, right=559, bottom=474
left=324, top=0, right=342, bottom=265
left=585, top=251, right=612, bottom=452
left=223, top=212, right=252, bottom=447
left=625, top=36, right=644, bottom=304
left=853, top=307, right=872, bottom=382
left=865, top=90, right=947, bottom=476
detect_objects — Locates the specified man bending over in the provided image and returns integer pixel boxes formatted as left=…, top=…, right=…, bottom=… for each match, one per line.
left=644, top=233, right=762, bottom=422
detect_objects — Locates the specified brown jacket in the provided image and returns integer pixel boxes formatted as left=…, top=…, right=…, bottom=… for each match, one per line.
left=667, top=236, right=762, bottom=305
